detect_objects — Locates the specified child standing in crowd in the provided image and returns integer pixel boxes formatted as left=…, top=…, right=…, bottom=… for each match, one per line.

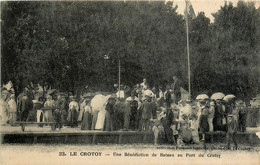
left=226, top=100, right=238, bottom=150
left=179, top=114, right=192, bottom=144
left=237, top=100, right=247, bottom=132
left=208, top=100, right=215, bottom=132
left=198, top=100, right=209, bottom=141
left=189, top=114, right=199, bottom=143
left=171, top=103, right=179, bottom=144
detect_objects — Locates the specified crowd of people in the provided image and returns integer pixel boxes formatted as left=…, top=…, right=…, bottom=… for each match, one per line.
left=0, top=76, right=258, bottom=149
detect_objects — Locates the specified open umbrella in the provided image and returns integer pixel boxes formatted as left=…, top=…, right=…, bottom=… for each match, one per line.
left=196, top=94, right=209, bottom=100
left=211, top=92, right=225, bottom=100
left=223, top=94, right=236, bottom=101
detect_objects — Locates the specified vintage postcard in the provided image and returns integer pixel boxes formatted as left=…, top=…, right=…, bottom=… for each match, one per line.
left=0, top=0, right=260, bottom=164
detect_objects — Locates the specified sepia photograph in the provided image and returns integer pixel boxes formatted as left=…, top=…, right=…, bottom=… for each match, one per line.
left=0, top=0, right=260, bottom=164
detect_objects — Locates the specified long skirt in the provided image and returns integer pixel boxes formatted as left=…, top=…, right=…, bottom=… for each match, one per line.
left=43, top=110, right=53, bottom=122
left=81, top=111, right=92, bottom=130
left=95, top=110, right=106, bottom=130
left=0, top=105, right=7, bottom=124
left=91, top=111, right=99, bottom=130
left=199, top=115, right=209, bottom=133
left=77, top=108, right=84, bottom=122
left=60, top=109, right=68, bottom=126
left=8, top=112, right=17, bottom=126
left=104, top=112, right=113, bottom=131
left=67, top=110, right=78, bottom=127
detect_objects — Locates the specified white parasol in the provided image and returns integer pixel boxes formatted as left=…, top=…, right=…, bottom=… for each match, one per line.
left=223, top=94, right=236, bottom=101
left=211, top=92, right=225, bottom=100
left=196, top=94, right=209, bottom=100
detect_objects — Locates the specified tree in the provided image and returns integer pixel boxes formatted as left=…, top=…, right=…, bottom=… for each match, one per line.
left=211, top=1, right=260, bottom=101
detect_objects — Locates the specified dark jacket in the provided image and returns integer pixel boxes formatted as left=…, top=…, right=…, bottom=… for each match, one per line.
left=130, top=100, right=138, bottom=114
left=106, top=102, right=115, bottom=115
left=33, top=102, right=43, bottom=111
left=19, top=98, right=33, bottom=112
left=161, top=108, right=174, bottom=127
left=140, top=100, right=157, bottom=120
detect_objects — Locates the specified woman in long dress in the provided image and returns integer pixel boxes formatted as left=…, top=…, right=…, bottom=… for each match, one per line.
left=81, top=99, right=92, bottom=130
left=95, top=106, right=107, bottom=130
left=0, top=98, right=7, bottom=124
left=7, top=94, right=17, bottom=126
left=94, top=95, right=111, bottom=130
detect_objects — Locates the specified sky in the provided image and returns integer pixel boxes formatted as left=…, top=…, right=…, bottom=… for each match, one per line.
left=166, top=0, right=260, bottom=22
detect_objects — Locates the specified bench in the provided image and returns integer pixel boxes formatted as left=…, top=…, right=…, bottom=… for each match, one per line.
left=15, top=122, right=56, bottom=132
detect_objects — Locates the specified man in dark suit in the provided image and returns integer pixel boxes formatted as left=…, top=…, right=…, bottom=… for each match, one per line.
left=18, top=94, right=33, bottom=121
left=129, top=93, right=139, bottom=130
left=171, top=76, right=181, bottom=104
left=161, top=103, right=174, bottom=144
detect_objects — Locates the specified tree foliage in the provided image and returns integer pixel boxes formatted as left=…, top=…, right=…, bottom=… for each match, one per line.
left=1, top=1, right=260, bottom=100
